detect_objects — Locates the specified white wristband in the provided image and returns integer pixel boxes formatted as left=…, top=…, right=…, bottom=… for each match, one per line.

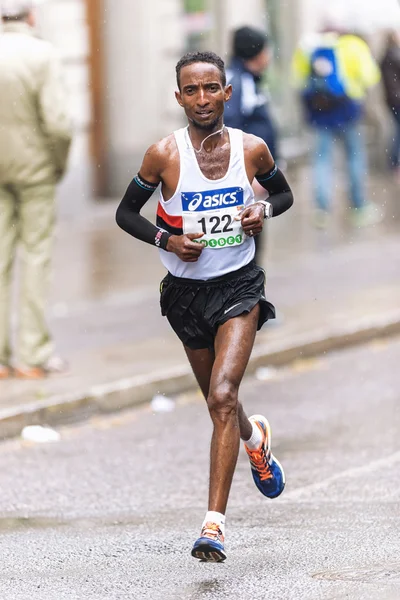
left=256, top=200, right=273, bottom=219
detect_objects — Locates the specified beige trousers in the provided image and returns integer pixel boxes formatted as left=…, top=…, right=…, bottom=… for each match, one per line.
left=0, top=183, right=55, bottom=367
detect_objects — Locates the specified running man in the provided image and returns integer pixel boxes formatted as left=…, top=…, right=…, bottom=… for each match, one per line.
left=116, top=51, right=293, bottom=563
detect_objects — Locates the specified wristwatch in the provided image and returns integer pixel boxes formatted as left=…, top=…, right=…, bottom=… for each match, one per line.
left=256, top=200, right=273, bottom=219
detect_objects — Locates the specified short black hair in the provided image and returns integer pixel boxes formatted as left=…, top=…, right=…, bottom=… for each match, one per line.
left=175, top=51, right=226, bottom=89
left=233, top=26, right=268, bottom=60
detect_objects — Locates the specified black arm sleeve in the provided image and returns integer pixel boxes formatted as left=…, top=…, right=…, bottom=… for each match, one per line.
left=256, top=164, right=294, bottom=217
left=115, top=174, right=171, bottom=250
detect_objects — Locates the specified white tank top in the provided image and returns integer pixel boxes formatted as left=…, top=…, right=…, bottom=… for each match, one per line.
left=156, top=126, right=255, bottom=280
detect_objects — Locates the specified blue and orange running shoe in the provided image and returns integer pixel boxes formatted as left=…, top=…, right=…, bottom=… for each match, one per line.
left=245, top=415, right=285, bottom=499
left=191, top=522, right=226, bottom=563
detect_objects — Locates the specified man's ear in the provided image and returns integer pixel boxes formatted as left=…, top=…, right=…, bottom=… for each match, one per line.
left=224, top=84, right=233, bottom=102
left=175, top=90, right=183, bottom=107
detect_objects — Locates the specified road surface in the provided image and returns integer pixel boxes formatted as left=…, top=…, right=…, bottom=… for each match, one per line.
left=0, top=337, right=399, bottom=599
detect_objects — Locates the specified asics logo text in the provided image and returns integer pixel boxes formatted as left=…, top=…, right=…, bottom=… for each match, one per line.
left=182, top=187, right=244, bottom=213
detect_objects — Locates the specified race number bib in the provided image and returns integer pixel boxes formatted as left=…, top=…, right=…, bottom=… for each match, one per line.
left=181, top=187, right=245, bottom=249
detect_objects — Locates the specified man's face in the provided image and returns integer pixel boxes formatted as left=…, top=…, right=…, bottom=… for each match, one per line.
left=175, top=62, right=232, bottom=130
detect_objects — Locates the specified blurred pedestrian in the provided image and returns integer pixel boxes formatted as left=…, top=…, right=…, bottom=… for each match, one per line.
left=292, top=21, right=382, bottom=228
left=116, top=51, right=293, bottom=562
left=225, top=26, right=278, bottom=264
left=0, top=0, right=72, bottom=379
left=381, top=30, right=400, bottom=178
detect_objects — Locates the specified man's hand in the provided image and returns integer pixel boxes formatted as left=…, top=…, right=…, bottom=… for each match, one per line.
left=166, top=233, right=205, bottom=262
left=239, top=204, right=264, bottom=237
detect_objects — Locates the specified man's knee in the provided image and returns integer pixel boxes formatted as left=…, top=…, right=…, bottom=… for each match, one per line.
left=207, top=381, right=238, bottom=422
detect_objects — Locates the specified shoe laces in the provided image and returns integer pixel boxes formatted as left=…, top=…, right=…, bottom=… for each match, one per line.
left=201, top=522, right=224, bottom=543
left=247, top=446, right=273, bottom=481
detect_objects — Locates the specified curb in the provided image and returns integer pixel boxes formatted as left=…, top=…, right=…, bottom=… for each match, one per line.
left=1, top=311, right=400, bottom=441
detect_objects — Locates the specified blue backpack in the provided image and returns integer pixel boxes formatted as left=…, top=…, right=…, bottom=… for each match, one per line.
left=302, top=44, right=361, bottom=126
left=304, top=45, right=348, bottom=112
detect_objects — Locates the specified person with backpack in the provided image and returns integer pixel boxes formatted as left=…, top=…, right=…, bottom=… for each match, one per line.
left=380, top=30, right=400, bottom=178
left=224, top=26, right=278, bottom=264
left=292, top=28, right=381, bottom=228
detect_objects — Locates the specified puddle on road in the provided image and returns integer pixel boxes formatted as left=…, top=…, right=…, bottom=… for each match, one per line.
left=0, top=516, right=67, bottom=532
left=0, top=514, right=145, bottom=533
left=313, top=562, right=400, bottom=583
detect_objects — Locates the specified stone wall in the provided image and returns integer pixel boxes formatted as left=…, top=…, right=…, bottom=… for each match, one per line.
left=102, top=0, right=184, bottom=196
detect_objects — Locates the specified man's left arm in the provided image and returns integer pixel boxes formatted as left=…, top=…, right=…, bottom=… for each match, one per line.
left=255, top=162, right=294, bottom=217
left=252, top=138, right=294, bottom=217
left=239, top=141, right=293, bottom=236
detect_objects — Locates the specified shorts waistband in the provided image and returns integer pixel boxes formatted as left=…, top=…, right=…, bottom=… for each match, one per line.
left=167, top=260, right=256, bottom=287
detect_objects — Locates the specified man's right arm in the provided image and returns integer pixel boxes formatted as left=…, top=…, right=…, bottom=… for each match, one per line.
left=115, top=144, right=205, bottom=261
left=115, top=144, right=171, bottom=250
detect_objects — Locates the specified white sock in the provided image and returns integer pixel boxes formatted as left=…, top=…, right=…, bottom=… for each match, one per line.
left=244, top=421, right=263, bottom=450
left=202, top=511, right=225, bottom=537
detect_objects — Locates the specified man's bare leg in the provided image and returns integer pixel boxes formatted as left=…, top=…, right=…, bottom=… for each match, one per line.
left=187, top=307, right=259, bottom=561
left=183, top=345, right=215, bottom=400
left=184, top=344, right=254, bottom=452
left=188, top=305, right=285, bottom=562
left=186, top=308, right=259, bottom=513
left=206, top=306, right=259, bottom=514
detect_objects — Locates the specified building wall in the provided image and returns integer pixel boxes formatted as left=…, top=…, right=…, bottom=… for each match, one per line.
left=33, top=0, right=301, bottom=199
left=296, top=0, right=400, bottom=35
left=266, top=0, right=303, bottom=135
left=208, top=0, right=267, bottom=57
left=5, top=0, right=397, bottom=201
left=102, top=0, right=184, bottom=196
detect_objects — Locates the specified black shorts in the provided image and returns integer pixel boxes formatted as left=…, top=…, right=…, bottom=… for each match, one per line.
left=160, top=260, right=275, bottom=350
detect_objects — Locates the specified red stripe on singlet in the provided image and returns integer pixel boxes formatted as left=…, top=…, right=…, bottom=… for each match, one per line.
left=157, top=202, right=183, bottom=228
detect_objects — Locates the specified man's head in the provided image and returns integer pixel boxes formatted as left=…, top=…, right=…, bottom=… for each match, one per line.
left=176, top=51, right=226, bottom=90
left=1, top=0, right=34, bottom=23
left=232, top=26, right=270, bottom=75
left=175, top=51, right=232, bottom=131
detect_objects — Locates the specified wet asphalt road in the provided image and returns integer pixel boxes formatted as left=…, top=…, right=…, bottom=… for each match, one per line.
left=0, top=338, right=399, bottom=600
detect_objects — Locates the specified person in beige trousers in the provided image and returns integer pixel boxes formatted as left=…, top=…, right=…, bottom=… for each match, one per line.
left=0, top=0, right=72, bottom=379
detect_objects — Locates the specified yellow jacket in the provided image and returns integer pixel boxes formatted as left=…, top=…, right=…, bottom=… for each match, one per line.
left=0, top=22, right=72, bottom=185
left=292, top=32, right=381, bottom=100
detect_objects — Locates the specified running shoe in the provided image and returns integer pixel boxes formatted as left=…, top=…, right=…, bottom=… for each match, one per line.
left=245, top=415, right=285, bottom=499
left=191, top=522, right=226, bottom=563
left=350, top=203, right=384, bottom=228
left=313, top=209, right=330, bottom=230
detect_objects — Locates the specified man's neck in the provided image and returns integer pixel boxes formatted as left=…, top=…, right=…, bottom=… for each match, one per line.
left=187, top=119, right=226, bottom=153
